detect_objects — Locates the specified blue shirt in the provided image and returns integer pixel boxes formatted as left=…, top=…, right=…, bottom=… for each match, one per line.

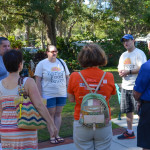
left=134, top=59, right=150, bottom=101
left=0, top=56, right=8, bottom=81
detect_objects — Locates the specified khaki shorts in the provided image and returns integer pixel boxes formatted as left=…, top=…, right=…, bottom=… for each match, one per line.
left=73, top=120, right=112, bottom=150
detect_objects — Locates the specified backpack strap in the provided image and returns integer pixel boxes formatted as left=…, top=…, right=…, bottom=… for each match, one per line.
left=78, top=72, right=106, bottom=94
left=79, top=72, right=94, bottom=93
left=57, top=58, right=66, bottom=74
left=94, top=72, right=106, bottom=93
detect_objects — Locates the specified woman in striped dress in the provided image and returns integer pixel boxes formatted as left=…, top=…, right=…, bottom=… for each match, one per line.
left=0, top=50, right=57, bottom=149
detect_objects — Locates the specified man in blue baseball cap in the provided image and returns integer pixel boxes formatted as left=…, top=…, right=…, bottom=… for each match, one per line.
left=121, top=34, right=134, bottom=42
left=117, top=34, right=147, bottom=140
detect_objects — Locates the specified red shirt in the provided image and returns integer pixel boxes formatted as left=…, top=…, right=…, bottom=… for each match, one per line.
left=68, top=67, right=116, bottom=120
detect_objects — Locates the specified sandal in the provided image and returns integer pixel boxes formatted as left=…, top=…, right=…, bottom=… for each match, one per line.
left=50, top=137, right=59, bottom=144
left=56, top=136, right=64, bottom=143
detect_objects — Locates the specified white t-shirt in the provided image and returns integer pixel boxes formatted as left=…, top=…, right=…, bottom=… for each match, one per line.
left=118, top=48, right=147, bottom=90
left=34, top=58, right=70, bottom=98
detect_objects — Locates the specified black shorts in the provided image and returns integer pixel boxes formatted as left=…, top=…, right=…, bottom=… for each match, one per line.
left=137, top=102, right=150, bottom=149
left=120, top=88, right=137, bottom=113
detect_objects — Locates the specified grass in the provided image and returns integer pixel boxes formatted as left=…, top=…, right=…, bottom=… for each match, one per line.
left=38, top=67, right=123, bottom=142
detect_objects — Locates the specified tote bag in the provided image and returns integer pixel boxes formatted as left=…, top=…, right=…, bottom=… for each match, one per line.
left=14, top=77, right=47, bottom=130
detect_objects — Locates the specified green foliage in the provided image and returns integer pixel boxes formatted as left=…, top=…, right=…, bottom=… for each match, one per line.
left=56, top=36, right=82, bottom=72
left=99, top=39, right=124, bottom=67
left=111, top=0, right=150, bottom=36
left=56, top=36, right=125, bottom=71
left=136, top=41, right=149, bottom=59
left=8, top=36, right=24, bottom=49
left=21, top=51, right=33, bottom=67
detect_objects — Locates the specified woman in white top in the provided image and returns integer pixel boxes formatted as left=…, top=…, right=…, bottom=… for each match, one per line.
left=35, top=45, right=70, bottom=144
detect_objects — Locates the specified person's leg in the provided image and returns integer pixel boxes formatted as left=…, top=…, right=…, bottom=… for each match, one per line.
left=47, top=107, right=56, bottom=136
left=126, top=90, right=136, bottom=133
left=47, top=97, right=59, bottom=143
left=118, top=89, right=135, bottom=139
left=126, top=112, right=133, bottom=130
left=54, top=97, right=67, bottom=142
left=47, top=107, right=60, bottom=144
left=54, top=106, right=64, bottom=137
left=47, top=97, right=57, bottom=123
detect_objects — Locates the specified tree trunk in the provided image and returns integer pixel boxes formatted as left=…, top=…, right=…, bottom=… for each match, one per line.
left=41, top=26, right=45, bottom=49
left=42, top=15, right=57, bottom=46
left=67, top=20, right=77, bottom=42
left=2, top=25, right=8, bottom=37
left=25, top=24, right=30, bottom=46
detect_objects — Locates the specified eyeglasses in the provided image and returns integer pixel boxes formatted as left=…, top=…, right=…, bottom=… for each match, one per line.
left=48, top=51, right=58, bottom=54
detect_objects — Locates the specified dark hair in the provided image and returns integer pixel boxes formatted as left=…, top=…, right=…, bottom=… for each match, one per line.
left=78, top=44, right=107, bottom=68
left=3, top=49, right=23, bottom=73
left=0, top=37, right=9, bottom=45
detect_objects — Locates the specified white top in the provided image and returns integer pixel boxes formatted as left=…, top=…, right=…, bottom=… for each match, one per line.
left=34, top=58, right=70, bottom=98
left=0, top=77, right=28, bottom=128
left=0, top=77, right=28, bottom=97
left=118, top=48, right=147, bottom=90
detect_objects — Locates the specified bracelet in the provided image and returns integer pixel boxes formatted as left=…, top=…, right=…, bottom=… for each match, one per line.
left=130, top=70, right=132, bottom=74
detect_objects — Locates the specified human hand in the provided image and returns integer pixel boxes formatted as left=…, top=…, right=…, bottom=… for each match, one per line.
left=119, top=70, right=129, bottom=77
left=48, top=124, right=58, bottom=137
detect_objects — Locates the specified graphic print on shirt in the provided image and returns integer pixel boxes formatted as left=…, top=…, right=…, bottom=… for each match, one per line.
left=47, top=67, right=65, bottom=84
left=123, top=58, right=135, bottom=70
left=78, top=78, right=107, bottom=99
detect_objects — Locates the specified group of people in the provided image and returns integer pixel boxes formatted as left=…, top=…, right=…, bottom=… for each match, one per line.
left=0, top=34, right=149, bottom=150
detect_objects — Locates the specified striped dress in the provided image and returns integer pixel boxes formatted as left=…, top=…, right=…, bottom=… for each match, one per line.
left=0, top=78, right=38, bottom=150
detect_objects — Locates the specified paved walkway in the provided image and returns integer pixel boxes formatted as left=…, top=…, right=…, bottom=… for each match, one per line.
left=39, top=115, right=142, bottom=150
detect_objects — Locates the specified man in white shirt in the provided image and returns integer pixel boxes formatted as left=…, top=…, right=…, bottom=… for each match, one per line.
left=117, top=34, right=147, bottom=140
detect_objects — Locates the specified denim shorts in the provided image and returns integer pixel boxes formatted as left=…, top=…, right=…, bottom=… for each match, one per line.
left=47, top=97, right=67, bottom=108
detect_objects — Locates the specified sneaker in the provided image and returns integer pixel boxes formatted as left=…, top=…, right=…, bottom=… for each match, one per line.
left=117, top=130, right=135, bottom=139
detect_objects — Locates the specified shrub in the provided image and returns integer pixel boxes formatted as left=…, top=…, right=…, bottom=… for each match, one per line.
left=8, top=36, right=24, bottom=49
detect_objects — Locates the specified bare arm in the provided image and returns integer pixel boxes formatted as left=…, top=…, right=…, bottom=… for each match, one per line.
left=25, top=78, right=57, bottom=137
left=68, top=93, right=75, bottom=102
left=133, top=90, right=141, bottom=101
left=35, top=76, right=42, bottom=96
left=118, top=67, right=140, bottom=77
left=133, top=90, right=142, bottom=113
left=66, top=75, right=69, bottom=87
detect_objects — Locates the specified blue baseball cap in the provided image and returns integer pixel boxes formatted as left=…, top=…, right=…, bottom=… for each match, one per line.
left=121, top=34, right=134, bottom=42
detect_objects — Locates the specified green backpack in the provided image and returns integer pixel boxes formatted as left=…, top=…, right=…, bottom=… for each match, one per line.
left=78, top=72, right=110, bottom=130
